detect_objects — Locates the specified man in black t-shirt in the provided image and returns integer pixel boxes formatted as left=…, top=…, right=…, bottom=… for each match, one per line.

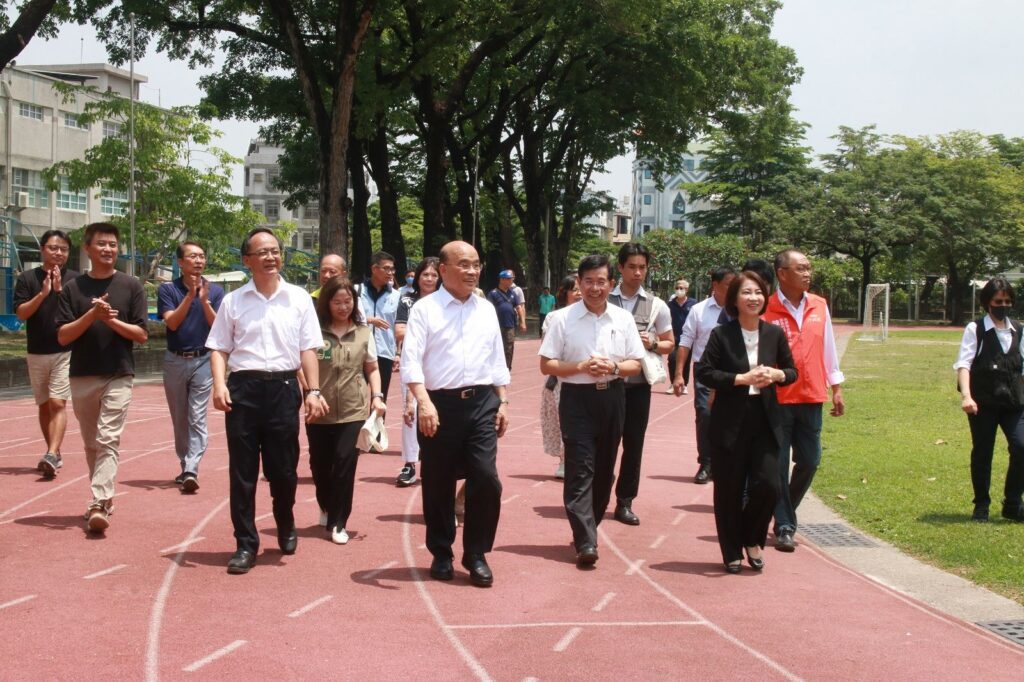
left=13, top=229, right=79, bottom=478
left=55, top=223, right=148, bottom=533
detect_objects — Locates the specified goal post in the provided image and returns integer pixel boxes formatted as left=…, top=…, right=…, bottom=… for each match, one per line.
left=862, top=283, right=890, bottom=341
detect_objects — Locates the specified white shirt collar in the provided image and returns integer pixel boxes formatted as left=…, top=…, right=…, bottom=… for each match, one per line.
left=567, top=299, right=613, bottom=320
left=776, top=288, right=807, bottom=309
left=239, top=275, right=286, bottom=301
left=611, top=284, right=647, bottom=299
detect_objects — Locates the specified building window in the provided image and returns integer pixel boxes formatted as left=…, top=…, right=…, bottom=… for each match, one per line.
left=57, top=176, right=88, bottom=211
left=302, top=231, right=315, bottom=251
left=264, top=199, right=280, bottom=221
left=100, top=188, right=128, bottom=216
left=643, top=169, right=652, bottom=179
left=643, top=194, right=652, bottom=205
left=304, top=201, right=319, bottom=220
left=12, top=168, right=49, bottom=208
left=671, top=220, right=687, bottom=229
left=684, top=158, right=695, bottom=171
left=672, top=192, right=686, bottom=215
left=616, top=216, right=629, bottom=235
left=250, top=201, right=263, bottom=214
left=63, top=112, right=89, bottom=130
left=253, top=171, right=264, bottom=185
left=103, top=121, right=123, bottom=138
left=643, top=225, right=651, bottom=234
left=267, top=169, right=281, bottom=190
left=18, top=103, right=44, bottom=121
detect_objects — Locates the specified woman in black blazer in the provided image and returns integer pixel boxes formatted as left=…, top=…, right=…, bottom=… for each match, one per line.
left=695, top=271, right=797, bottom=574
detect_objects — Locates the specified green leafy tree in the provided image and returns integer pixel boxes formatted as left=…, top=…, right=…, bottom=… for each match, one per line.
left=43, top=86, right=260, bottom=279
left=0, top=0, right=67, bottom=68
left=640, top=229, right=749, bottom=297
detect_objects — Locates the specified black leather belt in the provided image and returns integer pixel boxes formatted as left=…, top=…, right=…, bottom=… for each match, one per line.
left=231, top=370, right=297, bottom=381
left=171, top=349, right=208, bottom=358
left=562, top=379, right=623, bottom=391
left=428, top=385, right=491, bottom=399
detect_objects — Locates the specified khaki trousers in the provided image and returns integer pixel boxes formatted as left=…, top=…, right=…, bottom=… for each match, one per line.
left=71, top=375, right=133, bottom=503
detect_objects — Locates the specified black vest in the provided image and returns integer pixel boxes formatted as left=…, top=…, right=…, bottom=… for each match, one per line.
left=970, top=319, right=1024, bottom=409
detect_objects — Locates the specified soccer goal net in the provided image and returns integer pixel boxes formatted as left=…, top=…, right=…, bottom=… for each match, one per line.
left=861, top=283, right=890, bottom=341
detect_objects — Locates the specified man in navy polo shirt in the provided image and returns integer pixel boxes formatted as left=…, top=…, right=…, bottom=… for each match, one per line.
left=488, top=270, right=519, bottom=369
left=157, top=241, right=224, bottom=493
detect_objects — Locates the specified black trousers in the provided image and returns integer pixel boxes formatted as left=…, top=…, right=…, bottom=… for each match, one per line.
left=306, top=421, right=362, bottom=531
left=377, top=357, right=394, bottom=401
left=225, top=374, right=301, bottom=554
left=967, top=405, right=1024, bottom=509
left=667, top=347, right=691, bottom=386
left=711, top=397, right=780, bottom=565
left=419, top=388, right=502, bottom=560
left=560, top=381, right=625, bottom=550
left=616, top=382, right=652, bottom=505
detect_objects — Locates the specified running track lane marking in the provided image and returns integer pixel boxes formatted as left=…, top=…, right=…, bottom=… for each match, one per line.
left=502, top=494, right=520, bottom=504
left=182, top=640, right=247, bottom=673
left=0, top=413, right=167, bottom=453
left=288, top=595, right=333, bottom=618
left=449, top=620, right=703, bottom=630
left=401, top=488, right=492, bottom=682
left=671, top=512, right=686, bottom=526
left=0, top=510, right=50, bottom=525
left=146, top=497, right=231, bottom=682
left=84, top=564, right=127, bottom=580
left=598, top=528, right=802, bottom=681
left=254, top=511, right=274, bottom=522
left=592, top=592, right=616, bottom=612
left=625, top=559, right=645, bottom=575
left=531, top=481, right=544, bottom=488
left=361, top=561, right=398, bottom=580
left=159, top=537, right=206, bottom=554
left=0, top=595, right=37, bottom=611
left=650, top=535, right=667, bottom=549
left=552, top=627, right=582, bottom=652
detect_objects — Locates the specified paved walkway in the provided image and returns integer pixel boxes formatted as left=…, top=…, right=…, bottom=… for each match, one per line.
left=0, top=336, right=1021, bottom=680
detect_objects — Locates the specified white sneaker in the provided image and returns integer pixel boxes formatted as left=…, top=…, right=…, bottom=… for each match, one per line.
left=664, top=386, right=675, bottom=394
left=682, top=385, right=689, bottom=395
left=331, top=527, right=349, bottom=545
left=555, top=460, right=565, bottom=480
left=319, top=509, right=328, bottom=527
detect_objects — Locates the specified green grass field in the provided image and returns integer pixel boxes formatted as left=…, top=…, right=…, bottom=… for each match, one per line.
left=817, top=330, right=1024, bottom=604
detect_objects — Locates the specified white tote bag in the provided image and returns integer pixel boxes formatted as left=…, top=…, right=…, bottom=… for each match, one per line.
left=640, top=319, right=669, bottom=385
left=357, top=410, right=389, bottom=453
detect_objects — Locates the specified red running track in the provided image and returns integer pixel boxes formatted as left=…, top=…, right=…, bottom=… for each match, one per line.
left=1, top=338, right=1021, bottom=680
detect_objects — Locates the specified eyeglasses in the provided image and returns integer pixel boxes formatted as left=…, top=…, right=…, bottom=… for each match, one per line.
left=248, top=248, right=281, bottom=259
left=374, top=264, right=396, bottom=273
left=44, top=245, right=70, bottom=254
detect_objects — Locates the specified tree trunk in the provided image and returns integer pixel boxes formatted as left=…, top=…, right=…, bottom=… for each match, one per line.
left=349, top=132, right=372, bottom=280
left=420, top=121, right=450, bottom=255
left=366, top=123, right=406, bottom=268
left=0, top=0, right=58, bottom=69
left=947, top=262, right=963, bottom=326
left=858, top=256, right=872, bottom=324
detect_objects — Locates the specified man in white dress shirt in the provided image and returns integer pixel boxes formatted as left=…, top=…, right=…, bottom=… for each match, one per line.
left=539, top=254, right=645, bottom=567
left=672, top=266, right=737, bottom=484
left=401, top=240, right=511, bottom=587
left=207, top=228, right=327, bottom=575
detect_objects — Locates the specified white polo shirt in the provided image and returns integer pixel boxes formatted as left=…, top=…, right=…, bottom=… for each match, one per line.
left=538, top=300, right=646, bottom=385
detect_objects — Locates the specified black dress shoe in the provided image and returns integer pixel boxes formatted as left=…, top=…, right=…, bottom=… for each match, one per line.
left=461, top=554, right=494, bottom=587
left=614, top=504, right=640, bottom=526
left=694, top=464, right=712, bottom=484
left=227, top=550, right=256, bottom=574
left=972, top=505, right=990, bottom=522
left=745, top=547, right=764, bottom=571
left=430, top=556, right=454, bottom=581
left=1002, top=503, right=1024, bottom=522
left=576, top=543, right=599, bottom=566
left=725, top=561, right=742, bottom=574
left=278, top=528, right=298, bottom=555
left=775, top=530, right=796, bottom=552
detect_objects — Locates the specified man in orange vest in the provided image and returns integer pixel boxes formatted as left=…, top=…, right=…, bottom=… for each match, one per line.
left=763, top=249, right=845, bottom=552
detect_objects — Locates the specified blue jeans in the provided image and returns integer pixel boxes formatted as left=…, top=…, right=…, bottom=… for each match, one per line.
left=694, top=381, right=712, bottom=465
left=773, top=403, right=823, bottom=534
left=163, top=351, right=213, bottom=475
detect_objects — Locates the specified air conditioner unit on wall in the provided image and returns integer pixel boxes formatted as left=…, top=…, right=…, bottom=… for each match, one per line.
left=16, top=192, right=30, bottom=208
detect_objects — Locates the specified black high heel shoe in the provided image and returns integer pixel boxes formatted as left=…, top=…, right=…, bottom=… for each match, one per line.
left=725, top=560, right=742, bottom=574
left=745, top=546, right=764, bottom=571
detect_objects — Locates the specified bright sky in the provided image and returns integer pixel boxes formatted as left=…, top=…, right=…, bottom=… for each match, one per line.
left=16, top=0, right=1024, bottom=200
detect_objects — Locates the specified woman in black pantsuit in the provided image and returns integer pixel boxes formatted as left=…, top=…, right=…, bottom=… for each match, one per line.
left=695, top=271, right=797, bottom=574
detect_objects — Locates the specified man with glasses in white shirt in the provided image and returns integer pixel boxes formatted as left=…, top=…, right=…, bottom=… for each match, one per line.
left=401, top=241, right=511, bottom=587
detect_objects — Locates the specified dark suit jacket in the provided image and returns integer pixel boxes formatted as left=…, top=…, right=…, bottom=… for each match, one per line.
left=694, top=320, right=798, bottom=451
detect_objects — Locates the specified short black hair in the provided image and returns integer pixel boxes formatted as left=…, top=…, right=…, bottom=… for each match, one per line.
left=617, top=242, right=650, bottom=267
left=725, top=271, right=770, bottom=318
left=710, top=266, right=736, bottom=284
left=176, top=240, right=205, bottom=260
left=774, top=249, right=804, bottom=273
left=371, top=250, right=395, bottom=266
left=577, top=254, right=612, bottom=280
left=40, top=229, right=71, bottom=249
left=742, top=258, right=774, bottom=288
left=241, top=227, right=282, bottom=255
left=83, top=222, right=119, bottom=246
left=980, top=277, right=1015, bottom=310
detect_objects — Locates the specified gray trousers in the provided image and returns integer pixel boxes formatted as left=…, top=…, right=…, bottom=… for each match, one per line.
left=163, top=351, right=213, bottom=475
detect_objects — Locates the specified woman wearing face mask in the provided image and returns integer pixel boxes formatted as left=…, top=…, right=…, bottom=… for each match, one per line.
left=540, top=276, right=584, bottom=478
left=394, top=258, right=441, bottom=487
left=954, top=277, right=1024, bottom=523
left=695, top=271, right=797, bottom=574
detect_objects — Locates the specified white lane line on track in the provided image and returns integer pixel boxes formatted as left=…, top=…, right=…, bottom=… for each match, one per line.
left=449, top=620, right=703, bottom=630
left=552, top=627, right=582, bottom=652
left=182, top=640, right=247, bottom=672
left=401, top=488, right=492, bottom=681
left=502, top=418, right=541, bottom=436
left=625, top=559, right=645, bottom=575
left=0, top=414, right=167, bottom=453
left=598, top=528, right=802, bottom=681
left=592, top=592, right=616, bottom=612
left=2, top=437, right=31, bottom=444
left=650, top=535, right=667, bottom=549
left=361, top=561, right=398, bottom=580
left=147, top=497, right=231, bottom=682
left=159, top=537, right=206, bottom=554
left=304, top=496, right=317, bottom=503
left=0, top=510, right=50, bottom=525
left=531, top=481, right=545, bottom=488
left=0, top=595, right=37, bottom=610
left=83, top=564, right=127, bottom=580
left=645, top=397, right=693, bottom=426
left=254, top=511, right=274, bottom=522
left=671, top=512, right=686, bottom=526
left=288, top=595, right=333, bottom=618
left=215, top=465, right=229, bottom=471
left=502, top=494, right=520, bottom=504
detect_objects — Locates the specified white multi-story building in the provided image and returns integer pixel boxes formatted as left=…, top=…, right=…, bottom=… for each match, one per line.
left=631, top=143, right=715, bottom=236
left=0, top=63, right=146, bottom=256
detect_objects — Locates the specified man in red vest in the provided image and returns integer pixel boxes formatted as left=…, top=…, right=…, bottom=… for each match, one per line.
left=763, top=249, right=846, bottom=552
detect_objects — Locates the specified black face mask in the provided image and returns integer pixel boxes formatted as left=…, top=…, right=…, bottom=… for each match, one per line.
left=991, top=305, right=1012, bottom=321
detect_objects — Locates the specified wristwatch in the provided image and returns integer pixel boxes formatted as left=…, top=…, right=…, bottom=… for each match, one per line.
left=305, top=388, right=322, bottom=398
left=372, top=392, right=384, bottom=399
left=499, top=399, right=510, bottom=405
left=612, top=362, right=620, bottom=376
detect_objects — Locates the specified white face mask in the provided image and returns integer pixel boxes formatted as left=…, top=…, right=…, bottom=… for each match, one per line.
left=675, top=289, right=687, bottom=297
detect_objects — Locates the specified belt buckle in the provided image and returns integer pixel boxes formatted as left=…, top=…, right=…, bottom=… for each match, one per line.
left=459, top=388, right=475, bottom=399
left=181, top=351, right=195, bottom=359
left=596, top=381, right=608, bottom=391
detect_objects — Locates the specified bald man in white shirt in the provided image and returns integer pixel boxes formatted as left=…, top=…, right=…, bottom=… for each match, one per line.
left=401, top=241, right=511, bottom=587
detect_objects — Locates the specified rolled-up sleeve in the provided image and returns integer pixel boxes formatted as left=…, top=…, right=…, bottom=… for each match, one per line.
left=953, top=322, right=979, bottom=371
left=400, top=305, right=426, bottom=385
